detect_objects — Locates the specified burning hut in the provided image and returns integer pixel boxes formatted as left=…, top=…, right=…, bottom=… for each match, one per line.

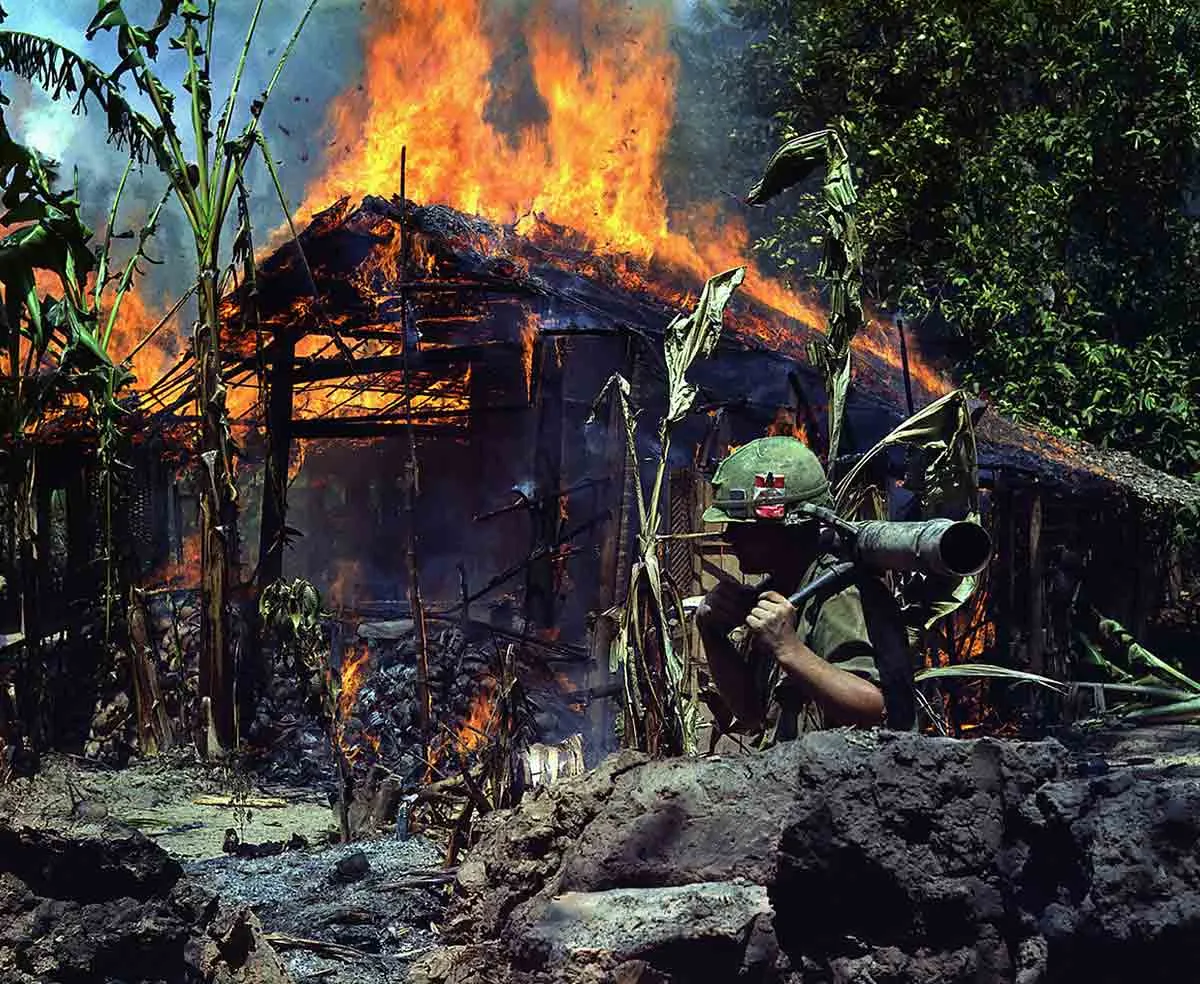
left=53, top=191, right=1183, bottom=767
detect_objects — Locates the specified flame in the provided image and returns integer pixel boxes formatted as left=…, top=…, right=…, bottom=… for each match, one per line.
left=455, top=684, right=496, bottom=753
left=955, top=587, right=997, bottom=662
left=338, top=643, right=370, bottom=722
left=294, top=0, right=820, bottom=326
left=336, top=641, right=380, bottom=761
left=766, top=407, right=809, bottom=445
left=329, top=559, right=365, bottom=609
left=298, top=0, right=673, bottom=256
left=925, top=586, right=996, bottom=668
left=853, top=317, right=952, bottom=399
left=287, top=438, right=309, bottom=484
left=520, top=310, right=539, bottom=401
left=291, top=0, right=950, bottom=408
left=144, top=530, right=201, bottom=589
left=104, top=286, right=185, bottom=393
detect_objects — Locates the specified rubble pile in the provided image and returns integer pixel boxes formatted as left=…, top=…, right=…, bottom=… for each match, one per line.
left=414, top=730, right=1200, bottom=984
left=0, top=825, right=291, bottom=984
left=250, top=620, right=498, bottom=788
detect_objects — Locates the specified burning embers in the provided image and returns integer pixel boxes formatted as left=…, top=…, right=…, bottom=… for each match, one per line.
left=327, top=622, right=501, bottom=785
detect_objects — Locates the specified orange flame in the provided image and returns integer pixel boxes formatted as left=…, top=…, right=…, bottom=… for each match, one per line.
left=766, top=406, right=809, bottom=445
left=520, top=310, right=539, bottom=401
left=338, top=643, right=370, bottom=723
left=299, top=0, right=672, bottom=257
left=328, top=559, right=365, bottom=609
left=144, top=530, right=201, bottom=589
left=105, top=286, right=186, bottom=393
left=336, top=641, right=380, bottom=761
left=455, top=683, right=496, bottom=753
left=291, top=0, right=950, bottom=405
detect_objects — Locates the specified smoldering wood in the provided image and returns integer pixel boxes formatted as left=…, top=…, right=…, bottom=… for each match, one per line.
left=127, top=589, right=175, bottom=755
left=1027, top=491, right=1046, bottom=676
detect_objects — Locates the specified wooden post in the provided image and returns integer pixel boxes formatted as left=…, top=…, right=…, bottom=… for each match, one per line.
left=257, top=333, right=296, bottom=589
left=128, top=588, right=175, bottom=755
left=399, top=148, right=432, bottom=744
left=1027, top=490, right=1045, bottom=675
left=524, top=335, right=565, bottom=631
left=585, top=336, right=636, bottom=756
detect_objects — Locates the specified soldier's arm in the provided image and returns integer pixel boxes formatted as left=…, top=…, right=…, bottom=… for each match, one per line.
left=698, top=622, right=764, bottom=729
left=771, top=639, right=884, bottom=727
left=748, top=591, right=884, bottom=727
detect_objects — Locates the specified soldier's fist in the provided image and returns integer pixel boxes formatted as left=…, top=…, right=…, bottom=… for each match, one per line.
left=696, top=580, right=757, bottom=635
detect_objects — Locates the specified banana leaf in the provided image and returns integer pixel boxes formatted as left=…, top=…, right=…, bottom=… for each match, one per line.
left=664, top=266, right=745, bottom=423
left=747, top=129, right=862, bottom=461
left=915, top=663, right=1070, bottom=694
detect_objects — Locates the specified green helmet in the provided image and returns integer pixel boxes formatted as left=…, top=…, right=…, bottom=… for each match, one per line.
left=701, top=436, right=831, bottom=524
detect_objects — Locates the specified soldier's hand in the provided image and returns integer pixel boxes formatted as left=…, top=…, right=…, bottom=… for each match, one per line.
left=696, top=580, right=757, bottom=635
left=745, top=590, right=799, bottom=657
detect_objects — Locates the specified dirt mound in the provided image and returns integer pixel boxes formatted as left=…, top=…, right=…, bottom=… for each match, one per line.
left=413, top=730, right=1200, bottom=984
left=0, top=825, right=291, bottom=984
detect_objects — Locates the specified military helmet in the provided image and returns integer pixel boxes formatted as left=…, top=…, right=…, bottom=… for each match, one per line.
left=701, top=436, right=831, bottom=524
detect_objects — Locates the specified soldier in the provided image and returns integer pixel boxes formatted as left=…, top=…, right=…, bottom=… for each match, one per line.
left=696, top=436, right=885, bottom=741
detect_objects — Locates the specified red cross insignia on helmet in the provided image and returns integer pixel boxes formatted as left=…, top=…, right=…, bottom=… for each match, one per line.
left=752, top=472, right=786, bottom=519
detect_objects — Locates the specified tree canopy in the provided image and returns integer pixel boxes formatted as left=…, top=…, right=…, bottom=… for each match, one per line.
left=728, top=0, right=1200, bottom=476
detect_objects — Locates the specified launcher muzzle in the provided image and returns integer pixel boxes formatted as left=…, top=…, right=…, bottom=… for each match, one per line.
left=793, top=505, right=992, bottom=579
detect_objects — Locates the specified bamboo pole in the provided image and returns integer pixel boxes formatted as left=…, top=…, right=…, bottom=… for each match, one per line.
left=399, top=148, right=433, bottom=748
left=1028, top=490, right=1045, bottom=676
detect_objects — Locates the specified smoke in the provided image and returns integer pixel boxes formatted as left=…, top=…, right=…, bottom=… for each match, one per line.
left=1, top=0, right=769, bottom=317
left=2, top=0, right=364, bottom=310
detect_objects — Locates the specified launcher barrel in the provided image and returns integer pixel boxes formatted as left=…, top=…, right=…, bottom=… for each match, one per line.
left=852, top=519, right=991, bottom=577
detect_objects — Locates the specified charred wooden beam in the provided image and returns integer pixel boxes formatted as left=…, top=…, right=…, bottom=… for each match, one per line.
left=399, top=147, right=433, bottom=752
left=1028, top=490, right=1046, bottom=675
left=128, top=588, right=174, bottom=755
left=287, top=348, right=488, bottom=383
left=524, top=336, right=565, bottom=631
left=257, top=329, right=296, bottom=588
left=288, top=407, right=526, bottom=439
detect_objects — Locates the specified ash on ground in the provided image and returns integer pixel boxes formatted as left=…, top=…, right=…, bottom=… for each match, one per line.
left=188, top=834, right=448, bottom=984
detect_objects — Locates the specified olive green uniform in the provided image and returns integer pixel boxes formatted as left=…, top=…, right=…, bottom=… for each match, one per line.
left=735, top=554, right=880, bottom=746
left=700, top=436, right=882, bottom=745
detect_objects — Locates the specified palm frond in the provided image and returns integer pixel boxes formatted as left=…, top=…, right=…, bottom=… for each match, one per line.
left=915, top=663, right=1070, bottom=694
left=0, top=30, right=155, bottom=162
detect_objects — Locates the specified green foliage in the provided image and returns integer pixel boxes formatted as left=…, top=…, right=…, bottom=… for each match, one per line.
left=591, top=267, right=746, bottom=757
left=747, top=129, right=862, bottom=460
left=259, top=577, right=326, bottom=681
left=730, top=0, right=1200, bottom=475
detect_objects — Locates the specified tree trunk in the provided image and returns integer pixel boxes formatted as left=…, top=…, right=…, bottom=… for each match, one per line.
left=14, top=442, right=42, bottom=762
left=195, top=274, right=238, bottom=753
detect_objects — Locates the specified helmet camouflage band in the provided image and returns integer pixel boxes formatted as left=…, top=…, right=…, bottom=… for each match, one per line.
left=701, top=436, right=832, bottom=524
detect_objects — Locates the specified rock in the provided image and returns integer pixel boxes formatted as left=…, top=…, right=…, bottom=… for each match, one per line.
left=413, top=730, right=1200, bottom=984
left=357, top=619, right=415, bottom=640
left=0, top=824, right=293, bottom=984
left=331, top=850, right=371, bottom=883
left=515, top=882, right=772, bottom=973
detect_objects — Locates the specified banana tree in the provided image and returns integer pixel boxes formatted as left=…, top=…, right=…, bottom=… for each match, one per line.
left=0, top=104, right=139, bottom=754
left=747, top=129, right=863, bottom=464
left=591, top=267, right=746, bottom=756
left=0, top=0, right=317, bottom=752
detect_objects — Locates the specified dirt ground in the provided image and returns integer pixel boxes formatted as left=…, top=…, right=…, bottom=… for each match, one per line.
left=0, top=752, right=339, bottom=860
